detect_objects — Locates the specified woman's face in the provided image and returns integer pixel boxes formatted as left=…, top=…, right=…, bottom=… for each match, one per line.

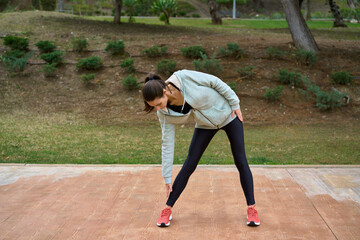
left=147, top=91, right=168, bottom=111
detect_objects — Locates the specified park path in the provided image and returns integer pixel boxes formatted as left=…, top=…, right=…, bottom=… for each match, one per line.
left=0, top=164, right=359, bottom=240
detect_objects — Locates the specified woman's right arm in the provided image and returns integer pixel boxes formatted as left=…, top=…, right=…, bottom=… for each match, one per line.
left=157, top=111, right=175, bottom=185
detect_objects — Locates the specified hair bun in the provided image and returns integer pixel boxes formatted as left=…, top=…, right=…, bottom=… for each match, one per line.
left=145, top=72, right=161, bottom=83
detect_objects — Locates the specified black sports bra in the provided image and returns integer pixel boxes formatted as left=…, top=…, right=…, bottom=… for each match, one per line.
left=167, top=82, right=193, bottom=114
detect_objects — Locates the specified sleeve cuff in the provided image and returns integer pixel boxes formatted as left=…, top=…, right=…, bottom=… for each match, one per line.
left=164, top=177, right=172, bottom=184
left=231, top=104, right=240, bottom=111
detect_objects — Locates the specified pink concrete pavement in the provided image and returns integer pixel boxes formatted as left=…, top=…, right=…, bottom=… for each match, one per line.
left=0, top=164, right=359, bottom=240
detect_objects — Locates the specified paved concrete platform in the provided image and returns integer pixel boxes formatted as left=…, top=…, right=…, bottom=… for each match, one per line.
left=0, top=164, right=359, bottom=240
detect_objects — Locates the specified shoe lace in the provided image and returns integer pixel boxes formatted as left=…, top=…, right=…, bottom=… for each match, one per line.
left=161, top=208, right=170, bottom=217
left=248, top=207, right=257, bottom=218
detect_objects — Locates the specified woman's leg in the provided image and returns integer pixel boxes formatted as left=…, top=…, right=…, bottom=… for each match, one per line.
left=166, top=127, right=218, bottom=207
left=221, top=118, right=255, bottom=206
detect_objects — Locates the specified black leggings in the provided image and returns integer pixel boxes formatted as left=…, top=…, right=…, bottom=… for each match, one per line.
left=166, top=117, right=255, bottom=207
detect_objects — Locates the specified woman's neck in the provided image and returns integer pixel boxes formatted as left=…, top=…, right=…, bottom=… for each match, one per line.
left=166, top=85, right=184, bottom=106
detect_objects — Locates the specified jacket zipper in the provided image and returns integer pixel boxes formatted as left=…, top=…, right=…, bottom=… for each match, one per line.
left=194, top=109, right=218, bottom=129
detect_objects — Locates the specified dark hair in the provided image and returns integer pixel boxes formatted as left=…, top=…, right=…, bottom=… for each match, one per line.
left=142, top=72, right=168, bottom=113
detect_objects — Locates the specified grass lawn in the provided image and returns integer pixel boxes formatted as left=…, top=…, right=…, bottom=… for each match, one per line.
left=87, top=16, right=360, bottom=40
left=89, top=16, right=360, bottom=29
left=1, top=113, right=359, bottom=165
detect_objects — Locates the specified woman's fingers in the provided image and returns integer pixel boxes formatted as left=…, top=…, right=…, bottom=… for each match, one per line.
left=165, top=184, right=172, bottom=198
left=238, top=109, right=243, bottom=122
left=233, top=108, right=243, bottom=122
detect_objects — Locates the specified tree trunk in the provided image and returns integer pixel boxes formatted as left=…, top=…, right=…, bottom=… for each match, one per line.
left=113, top=0, right=122, bottom=24
left=209, top=0, right=222, bottom=25
left=165, top=13, right=170, bottom=25
left=328, top=0, right=347, bottom=27
left=347, top=0, right=356, bottom=10
left=252, top=0, right=264, bottom=8
left=299, top=0, right=304, bottom=8
left=281, top=0, right=318, bottom=52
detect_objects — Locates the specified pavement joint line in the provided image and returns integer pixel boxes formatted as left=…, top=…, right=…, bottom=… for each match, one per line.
left=0, top=164, right=360, bottom=168
left=285, top=168, right=339, bottom=240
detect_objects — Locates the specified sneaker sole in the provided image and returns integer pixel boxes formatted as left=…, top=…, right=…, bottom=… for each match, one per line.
left=247, top=220, right=260, bottom=226
left=157, top=214, right=172, bottom=227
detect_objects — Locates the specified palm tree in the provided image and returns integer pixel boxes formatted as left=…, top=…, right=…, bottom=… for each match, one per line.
left=123, top=0, right=138, bottom=23
left=151, top=0, right=177, bottom=25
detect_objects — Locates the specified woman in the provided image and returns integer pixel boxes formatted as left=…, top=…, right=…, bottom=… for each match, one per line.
left=142, top=70, right=260, bottom=227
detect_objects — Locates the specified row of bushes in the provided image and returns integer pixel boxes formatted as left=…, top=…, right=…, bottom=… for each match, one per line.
left=2, top=36, right=319, bottom=69
left=1, top=36, right=354, bottom=111
left=264, top=69, right=351, bottom=111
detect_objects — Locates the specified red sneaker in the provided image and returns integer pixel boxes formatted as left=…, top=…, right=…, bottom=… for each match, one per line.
left=157, top=207, right=172, bottom=227
left=247, top=206, right=260, bottom=226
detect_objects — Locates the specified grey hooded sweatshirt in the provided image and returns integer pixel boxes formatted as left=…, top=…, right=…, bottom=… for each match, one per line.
left=157, top=70, right=240, bottom=184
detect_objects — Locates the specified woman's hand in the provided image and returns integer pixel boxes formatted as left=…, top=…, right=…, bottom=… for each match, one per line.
left=165, top=184, right=173, bottom=198
left=232, top=108, right=243, bottom=122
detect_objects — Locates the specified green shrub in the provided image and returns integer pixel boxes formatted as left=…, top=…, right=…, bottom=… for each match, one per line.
left=71, top=37, right=89, bottom=52
left=295, top=49, right=317, bottom=67
left=42, top=63, right=57, bottom=77
left=299, top=75, right=346, bottom=111
left=237, top=66, right=255, bottom=79
left=105, top=40, right=125, bottom=55
left=0, top=52, right=33, bottom=72
left=3, top=49, right=26, bottom=58
left=265, top=86, right=284, bottom=102
left=193, top=52, right=222, bottom=76
left=270, top=12, right=284, bottom=19
left=3, top=36, right=29, bottom=51
left=120, top=58, right=135, bottom=73
left=143, top=45, right=168, bottom=57
left=40, top=50, right=63, bottom=66
left=122, top=74, right=140, bottom=90
left=277, top=69, right=302, bottom=87
left=220, top=43, right=244, bottom=59
left=157, top=59, right=176, bottom=76
left=159, top=12, right=166, bottom=22
left=181, top=45, right=206, bottom=59
left=331, top=71, right=353, bottom=85
left=192, top=13, right=201, bottom=18
left=316, top=90, right=345, bottom=111
left=81, top=73, right=95, bottom=86
left=266, top=47, right=285, bottom=59
left=76, top=56, right=103, bottom=70
left=35, top=40, right=56, bottom=53
left=40, top=0, right=56, bottom=11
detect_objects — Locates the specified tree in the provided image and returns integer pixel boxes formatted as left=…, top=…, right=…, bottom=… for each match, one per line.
left=123, top=0, right=138, bottom=23
left=328, top=0, right=347, bottom=27
left=209, top=0, right=222, bottom=25
left=113, top=0, right=123, bottom=24
left=281, top=0, right=319, bottom=52
left=151, top=0, right=177, bottom=25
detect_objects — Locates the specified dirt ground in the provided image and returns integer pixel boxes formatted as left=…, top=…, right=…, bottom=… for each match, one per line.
left=0, top=11, right=359, bottom=126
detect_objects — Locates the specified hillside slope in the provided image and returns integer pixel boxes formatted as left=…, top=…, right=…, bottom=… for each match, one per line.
left=0, top=11, right=359, bottom=126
